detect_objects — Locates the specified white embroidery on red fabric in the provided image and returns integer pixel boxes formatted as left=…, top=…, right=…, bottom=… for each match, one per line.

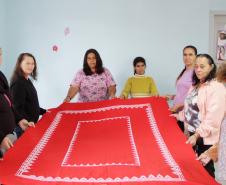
left=16, top=113, right=63, bottom=176
left=16, top=103, right=185, bottom=182
left=61, top=116, right=140, bottom=167
left=145, top=105, right=184, bottom=180
left=18, top=174, right=183, bottom=182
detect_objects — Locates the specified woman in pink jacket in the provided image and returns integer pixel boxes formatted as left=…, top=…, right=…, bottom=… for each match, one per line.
left=197, top=62, right=226, bottom=182
left=174, top=54, right=226, bottom=177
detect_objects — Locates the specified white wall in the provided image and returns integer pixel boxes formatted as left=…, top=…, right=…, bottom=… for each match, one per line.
left=1, top=0, right=226, bottom=108
left=0, top=0, right=4, bottom=43
left=210, top=0, right=226, bottom=10
left=0, top=0, right=5, bottom=71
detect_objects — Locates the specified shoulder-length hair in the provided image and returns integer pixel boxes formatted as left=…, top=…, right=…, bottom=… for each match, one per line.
left=192, top=54, right=216, bottom=86
left=10, top=53, right=37, bottom=84
left=83, top=49, right=104, bottom=75
left=176, top=45, right=197, bottom=81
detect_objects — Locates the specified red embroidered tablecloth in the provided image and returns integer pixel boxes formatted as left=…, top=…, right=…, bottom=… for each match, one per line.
left=0, top=97, right=219, bottom=185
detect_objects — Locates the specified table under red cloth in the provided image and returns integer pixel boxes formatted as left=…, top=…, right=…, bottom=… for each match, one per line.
left=0, top=97, right=219, bottom=185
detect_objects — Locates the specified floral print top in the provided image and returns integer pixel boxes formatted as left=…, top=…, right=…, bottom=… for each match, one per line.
left=71, top=68, right=116, bottom=102
left=184, top=87, right=201, bottom=133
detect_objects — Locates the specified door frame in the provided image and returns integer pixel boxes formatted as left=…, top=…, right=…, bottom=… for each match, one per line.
left=209, top=11, right=226, bottom=61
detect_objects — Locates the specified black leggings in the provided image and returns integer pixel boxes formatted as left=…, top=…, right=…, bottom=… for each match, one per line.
left=177, top=121, right=184, bottom=132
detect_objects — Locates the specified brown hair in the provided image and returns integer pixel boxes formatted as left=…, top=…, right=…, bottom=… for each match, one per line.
left=10, top=53, right=37, bottom=84
left=176, top=45, right=197, bottom=81
left=217, top=62, right=226, bottom=82
left=192, top=54, right=216, bottom=86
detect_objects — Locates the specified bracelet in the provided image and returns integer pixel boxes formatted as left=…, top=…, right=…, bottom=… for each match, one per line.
left=67, top=96, right=71, bottom=100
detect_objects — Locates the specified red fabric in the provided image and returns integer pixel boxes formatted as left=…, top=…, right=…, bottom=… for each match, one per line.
left=0, top=97, right=219, bottom=185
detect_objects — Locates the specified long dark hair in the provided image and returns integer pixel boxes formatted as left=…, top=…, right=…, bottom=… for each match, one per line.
left=192, top=54, right=216, bottom=86
left=10, top=53, right=37, bottom=84
left=83, top=49, right=104, bottom=75
left=133, top=57, right=146, bottom=75
left=176, top=45, right=197, bottom=81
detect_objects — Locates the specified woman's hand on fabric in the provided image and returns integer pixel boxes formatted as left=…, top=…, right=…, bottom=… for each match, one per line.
left=186, top=134, right=199, bottom=146
left=1, top=136, right=13, bottom=150
left=63, top=85, right=79, bottom=103
left=27, top=122, right=35, bottom=128
left=63, top=96, right=71, bottom=102
left=44, top=109, right=51, bottom=113
left=170, top=104, right=184, bottom=113
left=197, top=152, right=211, bottom=166
left=170, top=113, right=179, bottom=120
left=19, top=119, right=35, bottom=130
left=18, top=119, right=29, bottom=130
left=45, top=108, right=55, bottom=113
left=119, top=94, right=126, bottom=99
left=109, top=95, right=116, bottom=100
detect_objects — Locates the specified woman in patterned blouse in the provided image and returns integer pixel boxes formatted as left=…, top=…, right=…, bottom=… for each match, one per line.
left=64, top=49, right=116, bottom=102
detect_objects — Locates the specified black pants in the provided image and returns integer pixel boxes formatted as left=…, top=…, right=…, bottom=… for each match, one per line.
left=177, top=121, right=184, bottom=132
left=190, top=132, right=215, bottom=178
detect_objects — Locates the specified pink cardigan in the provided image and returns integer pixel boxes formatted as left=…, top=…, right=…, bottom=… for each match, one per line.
left=178, top=80, right=226, bottom=145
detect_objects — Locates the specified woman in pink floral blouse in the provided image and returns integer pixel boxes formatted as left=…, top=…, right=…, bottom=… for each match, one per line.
left=64, top=49, right=116, bottom=102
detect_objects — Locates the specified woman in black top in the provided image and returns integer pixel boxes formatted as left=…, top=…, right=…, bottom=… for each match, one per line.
left=0, top=49, right=31, bottom=158
left=0, top=71, right=16, bottom=157
left=10, top=53, right=46, bottom=125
